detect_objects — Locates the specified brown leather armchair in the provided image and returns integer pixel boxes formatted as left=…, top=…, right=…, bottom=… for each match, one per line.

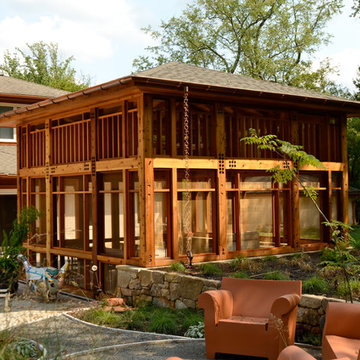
left=322, top=302, right=360, bottom=360
left=198, top=277, right=301, bottom=360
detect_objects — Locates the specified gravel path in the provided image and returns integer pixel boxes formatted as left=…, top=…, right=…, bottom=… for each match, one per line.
left=0, top=284, right=321, bottom=360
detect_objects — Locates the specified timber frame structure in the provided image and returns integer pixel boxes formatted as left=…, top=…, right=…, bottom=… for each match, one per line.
left=1, top=62, right=360, bottom=293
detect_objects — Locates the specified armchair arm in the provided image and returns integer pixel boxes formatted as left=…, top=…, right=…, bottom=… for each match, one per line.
left=270, top=294, right=301, bottom=318
left=198, top=290, right=233, bottom=326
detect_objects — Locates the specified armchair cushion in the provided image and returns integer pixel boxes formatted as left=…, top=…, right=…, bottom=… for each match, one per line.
left=271, top=294, right=301, bottom=318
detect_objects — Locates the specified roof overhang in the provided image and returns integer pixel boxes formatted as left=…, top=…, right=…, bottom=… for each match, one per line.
left=1, top=73, right=360, bottom=126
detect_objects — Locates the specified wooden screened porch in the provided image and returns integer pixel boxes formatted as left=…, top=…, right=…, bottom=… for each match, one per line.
left=1, top=62, right=360, bottom=292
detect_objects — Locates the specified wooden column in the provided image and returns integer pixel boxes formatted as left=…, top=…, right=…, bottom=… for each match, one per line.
left=341, top=117, right=349, bottom=223
left=137, top=94, right=147, bottom=266
left=291, top=178, right=300, bottom=249
left=170, top=99, right=177, bottom=157
left=216, top=104, right=227, bottom=258
left=143, top=95, right=153, bottom=158
left=144, top=160, right=154, bottom=266
left=90, top=108, right=98, bottom=266
left=171, top=168, right=179, bottom=260
left=45, top=119, right=52, bottom=265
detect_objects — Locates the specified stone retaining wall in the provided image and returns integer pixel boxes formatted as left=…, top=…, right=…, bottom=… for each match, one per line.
left=116, top=265, right=346, bottom=337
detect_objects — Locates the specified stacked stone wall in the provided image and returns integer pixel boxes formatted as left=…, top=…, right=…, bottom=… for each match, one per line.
left=116, top=265, right=347, bottom=337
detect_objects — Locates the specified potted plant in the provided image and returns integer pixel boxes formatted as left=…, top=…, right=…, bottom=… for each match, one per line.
left=0, top=207, right=40, bottom=293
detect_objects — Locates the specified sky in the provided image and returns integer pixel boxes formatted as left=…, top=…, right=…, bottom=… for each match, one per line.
left=0, top=0, right=359, bottom=91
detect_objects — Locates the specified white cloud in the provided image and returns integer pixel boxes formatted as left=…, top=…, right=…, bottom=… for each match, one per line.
left=0, top=0, right=152, bottom=65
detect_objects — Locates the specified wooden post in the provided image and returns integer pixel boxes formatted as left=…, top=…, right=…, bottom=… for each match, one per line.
left=171, top=168, right=179, bottom=260
left=143, top=95, right=153, bottom=158
left=291, top=178, right=300, bottom=249
left=215, top=104, right=227, bottom=258
left=144, top=159, right=154, bottom=266
left=170, top=99, right=177, bottom=157
left=45, top=119, right=52, bottom=265
left=341, top=117, right=349, bottom=223
left=90, top=108, right=98, bottom=266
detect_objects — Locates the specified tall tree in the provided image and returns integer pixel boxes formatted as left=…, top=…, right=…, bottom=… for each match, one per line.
left=133, top=0, right=343, bottom=92
left=0, top=42, right=90, bottom=92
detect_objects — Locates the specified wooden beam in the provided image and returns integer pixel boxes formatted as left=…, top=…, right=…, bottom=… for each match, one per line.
left=170, top=98, right=177, bottom=157
left=143, top=95, right=153, bottom=157
left=291, top=178, right=300, bottom=249
left=215, top=104, right=226, bottom=156
left=153, top=158, right=218, bottom=169
left=45, top=119, right=52, bottom=265
left=341, top=117, right=349, bottom=223
left=217, top=168, right=227, bottom=258
left=171, top=167, right=179, bottom=260
left=144, top=159, right=155, bottom=266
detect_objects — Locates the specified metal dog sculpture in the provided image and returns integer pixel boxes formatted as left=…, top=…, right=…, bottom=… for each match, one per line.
left=17, top=254, right=69, bottom=301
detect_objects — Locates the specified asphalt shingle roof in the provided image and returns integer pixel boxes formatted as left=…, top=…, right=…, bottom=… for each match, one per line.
left=0, top=75, right=67, bottom=98
left=0, top=145, right=16, bottom=175
left=134, top=62, right=357, bottom=104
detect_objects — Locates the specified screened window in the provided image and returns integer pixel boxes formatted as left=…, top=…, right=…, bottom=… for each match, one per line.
left=99, top=172, right=124, bottom=257
left=177, top=170, right=216, bottom=255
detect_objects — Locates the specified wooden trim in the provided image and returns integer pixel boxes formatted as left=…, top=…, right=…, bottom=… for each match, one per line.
left=170, top=98, right=177, bottom=157
left=144, top=159, right=155, bottom=265
left=217, top=167, right=227, bottom=258
left=291, top=178, right=300, bottom=249
left=45, top=120, right=52, bottom=265
left=341, top=117, right=349, bottom=223
left=153, top=158, right=218, bottom=169
left=143, top=95, right=152, bottom=157
left=171, top=168, right=178, bottom=260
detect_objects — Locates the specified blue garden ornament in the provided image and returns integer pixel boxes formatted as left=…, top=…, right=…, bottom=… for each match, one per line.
left=17, top=254, right=69, bottom=301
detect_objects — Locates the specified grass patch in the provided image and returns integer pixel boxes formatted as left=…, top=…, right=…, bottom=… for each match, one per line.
left=199, top=263, right=222, bottom=276
left=77, top=302, right=203, bottom=336
left=262, top=255, right=278, bottom=263
left=264, top=271, right=290, bottom=280
left=337, top=279, right=360, bottom=300
left=170, top=262, right=186, bottom=273
left=302, top=276, right=329, bottom=295
left=231, top=271, right=250, bottom=279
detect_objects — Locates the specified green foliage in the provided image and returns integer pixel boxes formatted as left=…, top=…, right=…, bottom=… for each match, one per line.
left=199, top=263, right=222, bottom=276
left=170, top=262, right=186, bottom=273
left=321, top=247, right=338, bottom=262
left=184, top=321, right=205, bottom=338
left=133, top=0, right=343, bottom=92
left=337, top=279, right=360, bottom=299
left=0, top=41, right=90, bottom=92
left=241, top=129, right=324, bottom=187
left=231, top=271, right=250, bottom=279
left=302, top=276, right=329, bottom=295
left=264, top=271, right=290, bottom=280
left=148, top=308, right=178, bottom=334
left=229, top=255, right=246, bottom=270
left=0, top=207, right=41, bottom=291
left=350, top=225, right=360, bottom=249
left=262, top=255, right=278, bottom=263
left=78, top=302, right=204, bottom=336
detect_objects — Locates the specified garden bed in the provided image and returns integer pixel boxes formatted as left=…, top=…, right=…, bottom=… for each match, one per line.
left=163, top=249, right=360, bottom=301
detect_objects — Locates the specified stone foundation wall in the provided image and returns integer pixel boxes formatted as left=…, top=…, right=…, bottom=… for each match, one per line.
left=116, top=265, right=346, bottom=336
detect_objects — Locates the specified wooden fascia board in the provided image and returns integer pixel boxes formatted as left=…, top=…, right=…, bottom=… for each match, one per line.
left=0, top=93, right=49, bottom=104
left=134, top=80, right=360, bottom=116
left=0, top=79, right=138, bottom=127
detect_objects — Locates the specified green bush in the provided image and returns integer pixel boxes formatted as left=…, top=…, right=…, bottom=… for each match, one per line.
left=302, top=276, right=329, bottom=295
left=170, top=262, right=186, bottom=273
left=231, top=271, right=250, bottom=279
left=184, top=321, right=204, bottom=338
left=264, top=271, right=290, bottom=280
left=262, top=255, right=278, bottom=263
left=199, top=263, right=222, bottom=276
left=149, top=308, right=178, bottom=334
left=337, top=280, right=360, bottom=300
left=321, top=247, right=337, bottom=262
left=229, top=255, right=245, bottom=270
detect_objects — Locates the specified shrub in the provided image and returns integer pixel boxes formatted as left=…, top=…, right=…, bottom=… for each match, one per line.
left=302, top=276, right=329, bottom=295
left=149, top=308, right=178, bottom=334
left=239, top=259, right=263, bottom=273
left=199, top=263, right=222, bottom=276
left=229, top=255, right=246, bottom=270
left=337, top=280, right=360, bottom=300
left=321, top=247, right=337, bottom=262
left=264, top=271, right=290, bottom=280
left=170, top=262, right=186, bottom=273
left=184, top=321, right=204, bottom=338
left=231, top=271, right=250, bottom=279
left=262, top=255, right=278, bottom=263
